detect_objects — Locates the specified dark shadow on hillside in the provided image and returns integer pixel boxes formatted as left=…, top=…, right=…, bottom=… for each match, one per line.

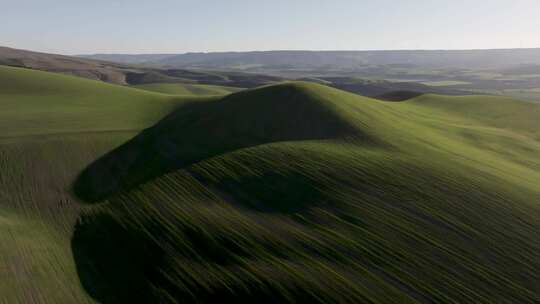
left=189, top=169, right=326, bottom=214
left=71, top=205, right=330, bottom=303
left=71, top=212, right=165, bottom=303
left=74, top=83, right=368, bottom=203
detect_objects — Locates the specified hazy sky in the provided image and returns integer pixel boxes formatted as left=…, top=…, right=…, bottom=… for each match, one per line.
left=3, top=0, right=540, bottom=54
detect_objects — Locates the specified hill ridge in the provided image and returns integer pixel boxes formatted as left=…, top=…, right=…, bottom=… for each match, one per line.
left=2, top=65, right=540, bottom=303
left=71, top=80, right=540, bottom=303
left=74, top=82, right=383, bottom=202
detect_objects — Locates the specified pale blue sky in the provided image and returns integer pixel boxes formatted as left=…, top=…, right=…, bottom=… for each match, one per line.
left=2, top=0, right=540, bottom=54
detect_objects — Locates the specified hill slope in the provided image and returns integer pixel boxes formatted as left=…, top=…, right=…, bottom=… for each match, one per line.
left=0, top=46, right=134, bottom=84
left=1, top=68, right=539, bottom=302
left=0, top=66, right=198, bottom=303
left=0, top=46, right=284, bottom=88
left=73, top=82, right=540, bottom=303
left=0, top=65, right=195, bottom=137
left=132, top=83, right=243, bottom=96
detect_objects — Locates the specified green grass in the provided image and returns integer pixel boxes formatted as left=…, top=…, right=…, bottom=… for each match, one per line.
left=407, top=94, right=540, bottom=140
left=2, top=67, right=540, bottom=303
left=75, top=83, right=540, bottom=302
left=0, top=209, right=93, bottom=303
left=0, top=66, right=197, bottom=137
left=0, top=66, right=193, bottom=303
left=132, top=83, right=243, bottom=96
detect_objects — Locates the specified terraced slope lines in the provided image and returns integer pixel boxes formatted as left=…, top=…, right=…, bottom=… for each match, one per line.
left=0, top=66, right=196, bottom=303
left=1, top=66, right=539, bottom=303
left=74, top=82, right=540, bottom=303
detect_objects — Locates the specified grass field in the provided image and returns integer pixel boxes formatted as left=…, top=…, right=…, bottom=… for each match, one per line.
left=0, top=66, right=190, bottom=137
left=0, top=66, right=195, bottom=303
left=132, top=83, right=243, bottom=96
left=1, top=66, right=540, bottom=303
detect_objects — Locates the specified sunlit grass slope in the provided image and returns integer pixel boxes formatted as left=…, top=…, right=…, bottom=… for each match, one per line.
left=0, top=66, right=196, bottom=303
left=132, top=82, right=243, bottom=96
left=0, top=65, right=190, bottom=137
left=408, top=94, right=540, bottom=140
left=75, top=82, right=540, bottom=303
left=1, top=65, right=539, bottom=302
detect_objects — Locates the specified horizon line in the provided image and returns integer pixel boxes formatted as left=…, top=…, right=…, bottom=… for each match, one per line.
left=4, top=44, right=540, bottom=56
left=78, top=47, right=540, bottom=56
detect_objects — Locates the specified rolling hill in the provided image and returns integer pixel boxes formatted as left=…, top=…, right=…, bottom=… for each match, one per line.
left=0, top=46, right=479, bottom=100
left=321, top=77, right=468, bottom=100
left=82, top=49, right=540, bottom=70
left=82, top=49, right=540, bottom=102
left=76, top=84, right=540, bottom=302
left=0, top=46, right=284, bottom=88
left=1, top=66, right=540, bottom=303
left=0, top=65, right=207, bottom=303
left=0, top=46, right=134, bottom=84
left=132, top=83, right=243, bottom=96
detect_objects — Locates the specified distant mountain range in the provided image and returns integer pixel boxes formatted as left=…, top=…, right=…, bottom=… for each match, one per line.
left=78, top=53, right=178, bottom=65
left=80, top=49, right=540, bottom=72
left=0, top=46, right=282, bottom=87
left=0, top=46, right=468, bottom=99
left=6, top=46, right=540, bottom=100
left=79, top=50, right=540, bottom=100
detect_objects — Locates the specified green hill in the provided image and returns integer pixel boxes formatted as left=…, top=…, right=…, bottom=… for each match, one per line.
left=1, top=67, right=540, bottom=303
left=0, top=65, right=193, bottom=137
left=132, top=82, right=243, bottom=96
left=75, top=83, right=540, bottom=302
left=0, top=66, right=193, bottom=303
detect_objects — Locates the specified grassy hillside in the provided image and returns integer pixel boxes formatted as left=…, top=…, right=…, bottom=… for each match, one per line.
left=132, top=83, right=243, bottom=96
left=322, top=77, right=468, bottom=100
left=0, top=66, right=194, bottom=303
left=408, top=94, right=540, bottom=140
left=0, top=66, right=195, bottom=137
left=0, top=46, right=132, bottom=84
left=0, top=46, right=284, bottom=88
left=1, top=66, right=540, bottom=303
left=74, top=83, right=540, bottom=303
